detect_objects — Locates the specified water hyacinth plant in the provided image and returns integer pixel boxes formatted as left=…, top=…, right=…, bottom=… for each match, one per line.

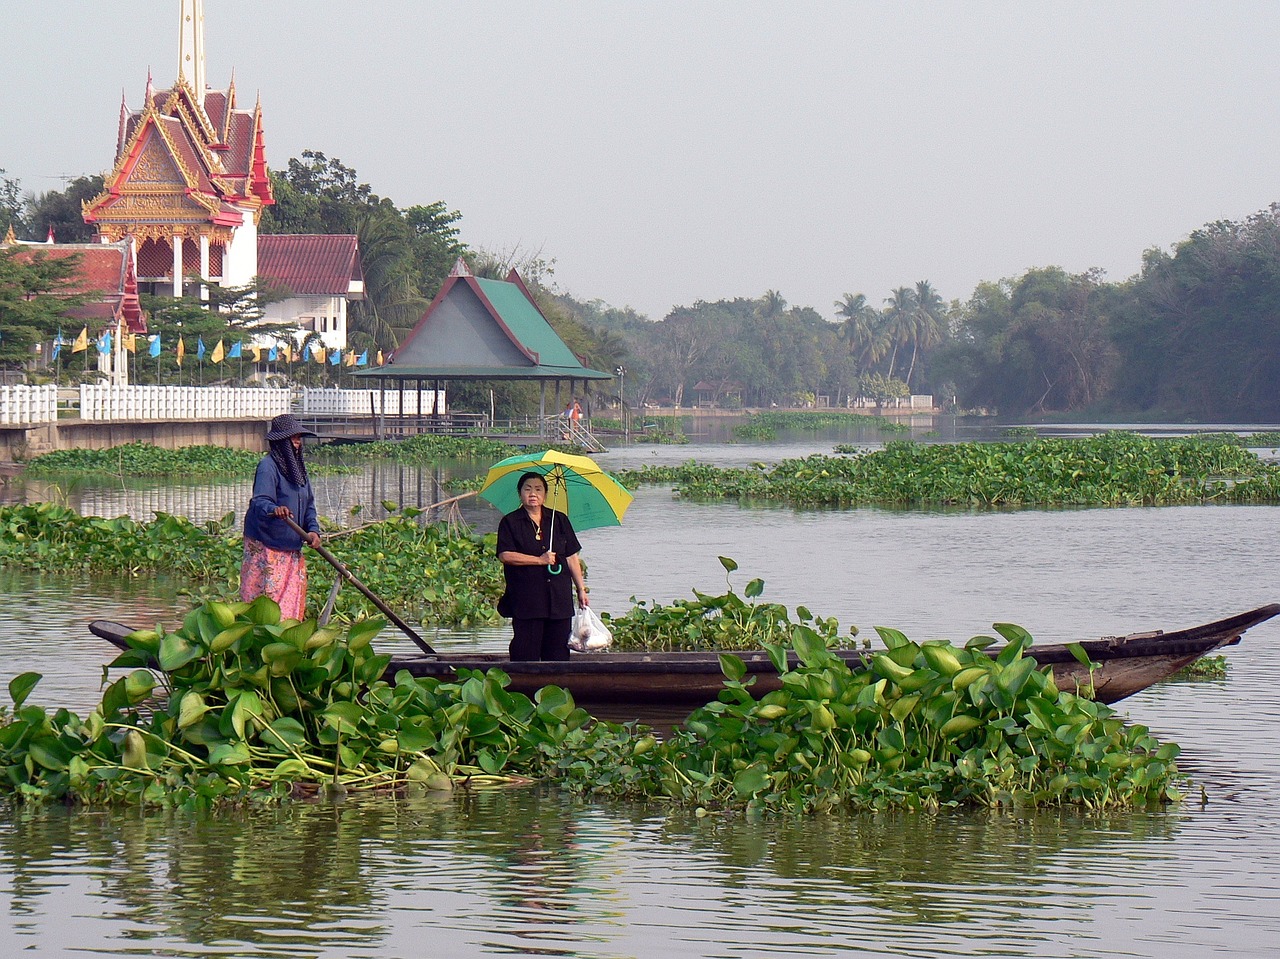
left=663, top=623, right=1183, bottom=813
left=0, top=598, right=598, bottom=807
left=23, top=442, right=357, bottom=477
left=621, top=432, right=1280, bottom=508
left=605, top=556, right=855, bottom=651
left=1, top=600, right=1185, bottom=814
left=0, top=502, right=505, bottom=627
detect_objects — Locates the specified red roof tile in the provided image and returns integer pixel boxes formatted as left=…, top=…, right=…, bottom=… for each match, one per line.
left=4, top=242, right=147, bottom=333
left=9, top=244, right=125, bottom=295
left=258, top=235, right=362, bottom=295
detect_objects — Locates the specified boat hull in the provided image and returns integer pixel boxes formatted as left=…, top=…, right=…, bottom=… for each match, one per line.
left=89, top=604, right=1280, bottom=709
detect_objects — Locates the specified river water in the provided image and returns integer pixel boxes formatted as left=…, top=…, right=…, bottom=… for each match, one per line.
left=2, top=428, right=1279, bottom=957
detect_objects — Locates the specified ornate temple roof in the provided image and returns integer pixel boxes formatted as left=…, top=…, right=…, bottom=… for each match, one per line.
left=84, top=74, right=273, bottom=243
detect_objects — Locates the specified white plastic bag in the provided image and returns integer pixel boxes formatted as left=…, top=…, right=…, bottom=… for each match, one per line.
left=569, top=606, right=612, bottom=652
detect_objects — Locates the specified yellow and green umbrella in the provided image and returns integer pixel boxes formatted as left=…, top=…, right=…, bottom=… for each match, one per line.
left=478, top=450, right=633, bottom=543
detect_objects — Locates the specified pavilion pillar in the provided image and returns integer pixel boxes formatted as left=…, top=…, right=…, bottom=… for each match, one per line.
left=171, top=234, right=184, bottom=297
left=378, top=377, right=386, bottom=440
left=198, top=235, right=210, bottom=302
left=539, top=381, right=547, bottom=438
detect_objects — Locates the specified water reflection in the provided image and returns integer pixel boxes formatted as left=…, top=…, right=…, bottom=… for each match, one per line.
left=0, top=790, right=1224, bottom=959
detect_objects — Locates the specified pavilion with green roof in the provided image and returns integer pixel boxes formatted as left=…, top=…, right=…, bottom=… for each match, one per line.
left=353, top=259, right=612, bottom=438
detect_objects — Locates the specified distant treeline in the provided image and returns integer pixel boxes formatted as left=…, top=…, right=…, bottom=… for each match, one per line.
left=6, top=158, right=1279, bottom=419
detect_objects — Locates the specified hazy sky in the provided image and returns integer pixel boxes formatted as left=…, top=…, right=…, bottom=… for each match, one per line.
left=4, top=1, right=1278, bottom=321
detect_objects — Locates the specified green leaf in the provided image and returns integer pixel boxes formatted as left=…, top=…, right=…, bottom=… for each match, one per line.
left=732, top=763, right=769, bottom=797
left=322, top=701, right=364, bottom=734
left=348, top=619, right=385, bottom=651
left=718, top=653, right=747, bottom=682
left=398, top=716, right=437, bottom=753
left=208, top=743, right=252, bottom=766
left=245, top=595, right=282, bottom=625
left=791, top=630, right=829, bottom=668
left=744, top=578, right=764, bottom=599
left=124, top=669, right=155, bottom=705
left=261, top=717, right=307, bottom=748
left=8, top=672, right=41, bottom=709
left=158, top=632, right=202, bottom=672
left=762, top=641, right=788, bottom=674
left=1066, top=642, right=1095, bottom=667
left=176, top=691, right=210, bottom=730
left=874, top=626, right=911, bottom=650
left=718, top=556, right=738, bottom=573
left=28, top=737, right=73, bottom=771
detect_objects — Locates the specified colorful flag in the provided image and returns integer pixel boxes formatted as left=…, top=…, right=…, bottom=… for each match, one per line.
left=177, top=336, right=186, bottom=367
left=149, top=334, right=161, bottom=358
left=375, top=350, right=383, bottom=366
left=96, top=330, right=112, bottom=354
left=251, top=345, right=261, bottom=362
left=268, top=346, right=278, bottom=362
left=211, top=339, right=225, bottom=364
left=311, top=343, right=326, bottom=364
left=343, top=350, right=356, bottom=367
left=229, top=341, right=242, bottom=359
left=51, top=331, right=65, bottom=361
left=196, top=337, right=206, bottom=361
left=71, top=327, right=89, bottom=353
left=123, top=333, right=136, bottom=353
left=357, top=350, right=368, bottom=366
left=330, top=349, right=341, bottom=366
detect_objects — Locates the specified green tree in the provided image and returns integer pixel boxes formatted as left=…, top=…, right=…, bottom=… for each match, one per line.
left=904, top=280, right=946, bottom=391
left=860, top=372, right=909, bottom=409
left=25, top=175, right=104, bottom=244
left=0, top=247, right=88, bottom=369
left=881, top=286, right=917, bottom=380
left=0, top=170, right=22, bottom=238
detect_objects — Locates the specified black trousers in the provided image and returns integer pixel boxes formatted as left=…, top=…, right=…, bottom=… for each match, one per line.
left=509, top=617, right=572, bottom=662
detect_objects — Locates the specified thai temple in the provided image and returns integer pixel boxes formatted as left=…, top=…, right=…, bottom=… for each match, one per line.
left=2, top=0, right=363, bottom=384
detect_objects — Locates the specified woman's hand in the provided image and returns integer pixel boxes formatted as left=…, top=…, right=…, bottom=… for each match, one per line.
left=272, top=506, right=294, bottom=519
left=541, top=551, right=557, bottom=566
left=304, top=531, right=321, bottom=549
left=577, top=585, right=589, bottom=607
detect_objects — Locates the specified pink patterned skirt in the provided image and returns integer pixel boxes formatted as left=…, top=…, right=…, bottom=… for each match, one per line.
left=240, top=538, right=308, bottom=621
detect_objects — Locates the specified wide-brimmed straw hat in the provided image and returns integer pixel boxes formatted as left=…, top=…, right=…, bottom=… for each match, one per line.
left=265, top=413, right=317, bottom=441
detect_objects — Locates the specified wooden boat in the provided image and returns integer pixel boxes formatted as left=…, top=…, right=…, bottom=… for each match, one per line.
left=89, top=603, right=1280, bottom=709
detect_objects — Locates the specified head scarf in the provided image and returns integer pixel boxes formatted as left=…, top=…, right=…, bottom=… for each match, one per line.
left=269, top=437, right=309, bottom=487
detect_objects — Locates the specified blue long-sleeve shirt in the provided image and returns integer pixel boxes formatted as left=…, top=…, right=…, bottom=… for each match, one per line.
left=242, top=455, right=319, bottom=552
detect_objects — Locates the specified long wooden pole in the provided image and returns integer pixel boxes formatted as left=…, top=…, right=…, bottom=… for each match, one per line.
left=284, top=517, right=437, bottom=656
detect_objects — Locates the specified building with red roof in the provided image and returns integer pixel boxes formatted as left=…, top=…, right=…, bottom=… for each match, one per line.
left=1, top=230, right=145, bottom=384
left=258, top=235, right=364, bottom=350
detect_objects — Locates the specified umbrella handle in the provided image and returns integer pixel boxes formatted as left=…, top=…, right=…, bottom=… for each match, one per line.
left=548, top=564, right=562, bottom=576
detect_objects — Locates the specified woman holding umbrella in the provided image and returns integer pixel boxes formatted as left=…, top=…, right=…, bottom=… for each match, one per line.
left=496, top=471, right=589, bottom=661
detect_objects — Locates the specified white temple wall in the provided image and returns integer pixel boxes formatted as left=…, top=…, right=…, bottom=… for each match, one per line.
left=220, top=207, right=258, bottom=286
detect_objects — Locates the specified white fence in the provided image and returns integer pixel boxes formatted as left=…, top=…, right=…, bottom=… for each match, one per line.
left=849, top=394, right=934, bottom=410
left=299, top=387, right=446, bottom=416
left=78, top=386, right=292, bottom=421
left=0, top=385, right=58, bottom=425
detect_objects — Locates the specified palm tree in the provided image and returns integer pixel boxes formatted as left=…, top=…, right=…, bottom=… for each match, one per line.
left=881, top=287, right=917, bottom=381
left=348, top=207, right=427, bottom=349
left=757, top=289, right=787, bottom=321
left=835, top=292, right=885, bottom=374
left=904, top=280, right=945, bottom=391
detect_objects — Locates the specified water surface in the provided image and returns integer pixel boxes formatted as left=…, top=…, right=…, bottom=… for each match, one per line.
left=2, top=437, right=1279, bottom=957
